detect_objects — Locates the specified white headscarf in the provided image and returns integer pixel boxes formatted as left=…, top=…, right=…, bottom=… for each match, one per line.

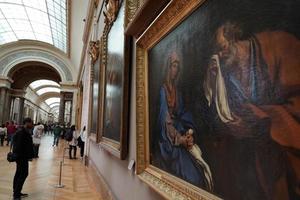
left=204, top=55, right=234, bottom=123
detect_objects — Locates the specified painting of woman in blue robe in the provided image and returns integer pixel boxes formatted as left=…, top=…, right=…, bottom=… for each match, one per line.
left=156, top=51, right=213, bottom=191
left=148, top=0, right=299, bottom=199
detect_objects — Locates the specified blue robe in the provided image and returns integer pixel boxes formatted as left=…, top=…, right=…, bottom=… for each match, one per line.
left=158, top=87, right=207, bottom=188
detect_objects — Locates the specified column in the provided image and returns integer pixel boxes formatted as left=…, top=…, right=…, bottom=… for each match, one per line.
left=17, top=97, right=25, bottom=125
left=3, top=90, right=12, bottom=122
left=58, top=92, right=65, bottom=124
left=9, top=97, right=15, bottom=121
left=0, top=87, right=7, bottom=124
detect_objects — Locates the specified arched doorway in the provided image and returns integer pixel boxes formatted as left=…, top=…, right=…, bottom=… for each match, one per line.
left=1, top=61, right=64, bottom=125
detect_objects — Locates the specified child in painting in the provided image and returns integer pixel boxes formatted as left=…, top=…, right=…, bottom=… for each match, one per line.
left=186, top=129, right=214, bottom=191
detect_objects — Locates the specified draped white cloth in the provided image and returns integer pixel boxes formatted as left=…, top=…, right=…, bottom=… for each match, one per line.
left=204, top=54, right=234, bottom=123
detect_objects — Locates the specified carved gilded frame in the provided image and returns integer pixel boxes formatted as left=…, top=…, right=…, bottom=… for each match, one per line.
left=89, top=37, right=103, bottom=141
left=136, top=0, right=222, bottom=199
left=98, top=0, right=130, bottom=160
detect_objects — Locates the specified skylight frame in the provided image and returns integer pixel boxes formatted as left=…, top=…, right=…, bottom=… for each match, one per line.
left=0, top=0, right=69, bottom=53
left=29, top=79, right=60, bottom=89
left=36, top=87, right=61, bottom=95
left=45, top=97, right=60, bottom=105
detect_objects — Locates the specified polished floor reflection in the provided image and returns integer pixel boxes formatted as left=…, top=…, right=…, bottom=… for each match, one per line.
left=0, top=135, right=104, bottom=200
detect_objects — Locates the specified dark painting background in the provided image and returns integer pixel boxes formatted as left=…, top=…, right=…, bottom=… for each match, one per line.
left=148, top=0, right=299, bottom=199
left=103, top=2, right=125, bottom=141
left=91, top=59, right=100, bottom=134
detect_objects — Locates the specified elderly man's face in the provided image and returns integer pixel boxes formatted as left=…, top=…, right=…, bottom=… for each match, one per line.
left=216, top=27, right=238, bottom=67
left=216, top=28, right=230, bottom=59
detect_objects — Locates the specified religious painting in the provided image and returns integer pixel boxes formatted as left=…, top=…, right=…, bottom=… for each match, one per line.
left=99, top=0, right=129, bottom=159
left=136, top=0, right=300, bottom=199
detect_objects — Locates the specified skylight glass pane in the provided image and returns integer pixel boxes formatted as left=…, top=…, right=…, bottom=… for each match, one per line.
left=36, top=87, right=60, bottom=95
left=49, top=102, right=60, bottom=108
left=0, top=0, right=67, bottom=52
left=0, top=31, right=17, bottom=43
left=7, top=19, right=31, bottom=32
left=0, top=4, right=27, bottom=19
left=30, top=79, right=60, bottom=89
left=45, top=97, right=60, bottom=105
left=50, top=106, right=60, bottom=112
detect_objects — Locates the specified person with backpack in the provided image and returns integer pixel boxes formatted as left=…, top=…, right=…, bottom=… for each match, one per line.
left=52, top=124, right=62, bottom=147
left=67, top=125, right=79, bottom=159
left=0, top=124, right=7, bottom=146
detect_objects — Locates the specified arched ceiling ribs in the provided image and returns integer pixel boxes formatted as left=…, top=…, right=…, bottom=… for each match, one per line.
left=33, top=85, right=60, bottom=92
left=49, top=102, right=60, bottom=108
left=37, top=93, right=60, bottom=106
left=36, top=87, right=61, bottom=96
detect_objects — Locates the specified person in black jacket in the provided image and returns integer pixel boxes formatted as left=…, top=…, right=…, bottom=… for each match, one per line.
left=12, top=118, right=34, bottom=200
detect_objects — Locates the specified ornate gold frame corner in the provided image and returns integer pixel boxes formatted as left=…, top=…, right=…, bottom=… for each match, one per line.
left=124, top=0, right=145, bottom=28
left=135, top=0, right=222, bottom=199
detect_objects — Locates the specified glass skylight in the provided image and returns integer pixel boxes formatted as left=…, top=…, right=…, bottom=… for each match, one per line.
left=51, top=106, right=59, bottom=112
left=45, top=97, right=60, bottom=105
left=49, top=102, right=60, bottom=108
left=0, top=0, right=68, bottom=52
left=30, top=79, right=60, bottom=89
left=36, top=87, right=60, bottom=95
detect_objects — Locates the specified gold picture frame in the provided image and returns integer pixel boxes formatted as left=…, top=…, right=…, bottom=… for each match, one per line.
left=135, top=0, right=222, bottom=199
left=98, top=0, right=130, bottom=159
left=89, top=38, right=102, bottom=139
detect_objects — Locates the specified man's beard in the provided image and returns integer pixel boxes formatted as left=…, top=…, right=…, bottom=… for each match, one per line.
left=222, top=44, right=239, bottom=69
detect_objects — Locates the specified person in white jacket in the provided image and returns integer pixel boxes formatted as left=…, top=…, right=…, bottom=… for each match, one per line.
left=68, top=125, right=79, bottom=159
left=32, top=123, right=44, bottom=158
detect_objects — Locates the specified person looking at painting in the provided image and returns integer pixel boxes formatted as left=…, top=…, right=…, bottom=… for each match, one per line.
left=205, top=22, right=300, bottom=199
left=68, top=125, right=79, bottom=159
left=158, top=51, right=213, bottom=191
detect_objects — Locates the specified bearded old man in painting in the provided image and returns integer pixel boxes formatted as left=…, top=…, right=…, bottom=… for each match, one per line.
left=205, top=22, right=300, bottom=199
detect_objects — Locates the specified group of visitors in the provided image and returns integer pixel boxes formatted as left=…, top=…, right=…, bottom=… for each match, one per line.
left=7, top=118, right=88, bottom=200
left=52, top=123, right=87, bottom=159
left=0, top=121, right=18, bottom=147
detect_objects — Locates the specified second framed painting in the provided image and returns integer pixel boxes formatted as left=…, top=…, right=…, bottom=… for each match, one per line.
left=136, top=0, right=300, bottom=199
left=98, top=0, right=130, bottom=160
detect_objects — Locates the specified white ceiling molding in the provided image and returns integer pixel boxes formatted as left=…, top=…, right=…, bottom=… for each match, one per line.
left=0, top=40, right=76, bottom=81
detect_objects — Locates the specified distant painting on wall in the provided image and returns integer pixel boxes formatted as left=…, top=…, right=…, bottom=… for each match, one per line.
left=137, top=0, right=300, bottom=199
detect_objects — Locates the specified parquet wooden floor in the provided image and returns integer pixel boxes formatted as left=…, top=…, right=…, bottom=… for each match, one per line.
left=0, top=135, right=107, bottom=200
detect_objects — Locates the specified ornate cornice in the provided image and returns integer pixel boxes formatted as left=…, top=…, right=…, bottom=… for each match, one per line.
left=88, top=40, right=100, bottom=65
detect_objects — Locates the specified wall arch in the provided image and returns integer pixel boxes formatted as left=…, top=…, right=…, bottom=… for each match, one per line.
left=0, top=50, right=73, bottom=82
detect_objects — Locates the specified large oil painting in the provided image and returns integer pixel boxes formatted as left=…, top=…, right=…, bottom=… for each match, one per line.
left=146, top=0, right=300, bottom=199
left=100, top=0, right=129, bottom=159
left=103, top=2, right=125, bottom=142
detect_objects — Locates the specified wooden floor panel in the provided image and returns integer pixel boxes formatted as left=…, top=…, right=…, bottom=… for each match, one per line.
left=0, top=135, right=105, bottom=200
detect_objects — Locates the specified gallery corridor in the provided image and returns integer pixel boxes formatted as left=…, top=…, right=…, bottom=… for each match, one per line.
left=0, top=0, right=299, bottom=199
left=0, top=135, right=112, bottom=200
